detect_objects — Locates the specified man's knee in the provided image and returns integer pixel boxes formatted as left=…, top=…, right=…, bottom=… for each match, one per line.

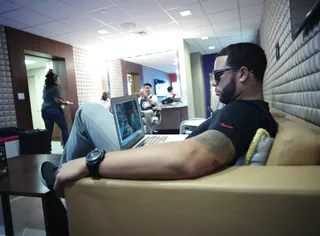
left=76, top=103, right=104, bottom=118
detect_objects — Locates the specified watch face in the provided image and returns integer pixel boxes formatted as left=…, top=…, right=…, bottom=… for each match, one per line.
left=87, top=149, right=101, bottom=162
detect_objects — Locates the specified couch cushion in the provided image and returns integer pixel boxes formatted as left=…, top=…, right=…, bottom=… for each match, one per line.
left=267, top=117, right=320, bottom=165
left=269, top=107, right=286, bottom=118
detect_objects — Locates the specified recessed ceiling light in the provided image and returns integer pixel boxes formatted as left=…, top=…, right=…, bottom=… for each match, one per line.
left=120, top=22, right=136, bottom=30
left=180, top=10, right=192, bottom=16
left=201, top=36, right=209, bottom=40
left=208, top=46, right=215, bottom=50
left=97, top=30, right=109, bottom=35
left=25, top=60, right=36, bottom=65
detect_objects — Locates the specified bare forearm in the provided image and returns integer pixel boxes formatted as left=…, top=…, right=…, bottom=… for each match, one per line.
left=54, top=98, right=67, bottom=105
left=98, top=140, right=196, bottom=180
left=54, top=130, right=235, bottom=197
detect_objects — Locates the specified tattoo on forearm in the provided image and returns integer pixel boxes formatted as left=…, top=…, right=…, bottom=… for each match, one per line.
left=212, top=160, right=222, bottom=169
left=194, top=130, right=235, bottom=166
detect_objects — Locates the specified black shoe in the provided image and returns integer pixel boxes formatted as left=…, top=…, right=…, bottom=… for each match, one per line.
left=38, top=161, right=58, bottom=191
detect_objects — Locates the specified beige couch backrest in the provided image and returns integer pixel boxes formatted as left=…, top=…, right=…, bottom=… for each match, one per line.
left=267, top=108, right=320, bottom=165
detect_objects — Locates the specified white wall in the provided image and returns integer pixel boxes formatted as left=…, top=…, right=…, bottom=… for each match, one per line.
left=178, top=40, right=195, bottom=119
left=27, top=67, right=47, bottom=129
left=191, top=53, right=206, bottom=118
left=107, top=59, right=124, bottom=97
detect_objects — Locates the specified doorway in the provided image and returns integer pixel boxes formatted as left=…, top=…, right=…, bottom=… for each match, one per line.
left=25, top=55, right=53, bottom=130
left=126, top=73, right=141, bottom=95
left=25, top=54, right=72, bottom=147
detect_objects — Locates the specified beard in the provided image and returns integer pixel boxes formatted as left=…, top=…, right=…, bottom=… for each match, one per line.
left=219, top=75, right=236, bottom=104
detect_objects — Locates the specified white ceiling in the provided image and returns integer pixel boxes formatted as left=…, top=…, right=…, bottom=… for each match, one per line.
left=124, top=50, right=177, bottom=73
left=0, top=0, right=264, bottom=57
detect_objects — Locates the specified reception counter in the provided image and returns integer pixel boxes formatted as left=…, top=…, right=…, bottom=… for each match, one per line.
left=157, top=103, right=188, bottom=131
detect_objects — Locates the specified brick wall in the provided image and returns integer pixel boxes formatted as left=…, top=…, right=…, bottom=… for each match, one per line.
left=73, top=47, right=104, bottom=105
left=0, top=25, right=16, bottom=128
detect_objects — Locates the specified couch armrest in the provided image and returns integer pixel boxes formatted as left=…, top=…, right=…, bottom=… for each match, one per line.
left=66, top=166, right=320, bottom=236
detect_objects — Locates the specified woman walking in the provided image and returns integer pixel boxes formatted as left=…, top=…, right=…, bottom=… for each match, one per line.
left=41, top=69, right=70, bottom=148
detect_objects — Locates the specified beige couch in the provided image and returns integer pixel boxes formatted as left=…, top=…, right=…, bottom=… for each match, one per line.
left=65, top=108, right=320, bottom=236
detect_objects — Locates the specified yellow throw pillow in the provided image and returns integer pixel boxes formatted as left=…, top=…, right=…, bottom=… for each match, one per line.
left=244, top=128, right=274, bottom=166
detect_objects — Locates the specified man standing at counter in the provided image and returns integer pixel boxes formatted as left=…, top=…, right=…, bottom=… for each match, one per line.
left=138, top=83, right=158, bottom=134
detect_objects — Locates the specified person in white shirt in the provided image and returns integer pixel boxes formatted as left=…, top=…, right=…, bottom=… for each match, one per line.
left=99, top=91, right=112, bottom=112
left=166, top=86, right=174, bottom=98
left=138, top=83, right=158, bottom=134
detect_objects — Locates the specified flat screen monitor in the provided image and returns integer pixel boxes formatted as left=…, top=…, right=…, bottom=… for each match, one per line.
left=154, top=79, right=168, bottom=97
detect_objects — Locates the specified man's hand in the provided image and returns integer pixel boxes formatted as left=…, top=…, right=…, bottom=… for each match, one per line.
left=139, top=90, right=147, bottom=98
left=54, top=158, right=89, bottom=197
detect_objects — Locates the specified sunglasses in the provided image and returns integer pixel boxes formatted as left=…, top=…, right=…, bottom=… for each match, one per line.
left=213, top=67, right=241, bottom=85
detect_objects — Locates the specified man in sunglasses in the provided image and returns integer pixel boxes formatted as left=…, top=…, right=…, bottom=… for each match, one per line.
left=40, top=43, right=278, bottom=198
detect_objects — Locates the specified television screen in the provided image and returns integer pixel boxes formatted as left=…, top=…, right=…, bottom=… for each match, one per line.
left=154, top=79, right=168, bottom=97
left=290, top=0, right=320, bottom=39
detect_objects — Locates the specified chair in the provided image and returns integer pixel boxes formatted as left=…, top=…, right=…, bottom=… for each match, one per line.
left=141, top=107, right=162, bottom=133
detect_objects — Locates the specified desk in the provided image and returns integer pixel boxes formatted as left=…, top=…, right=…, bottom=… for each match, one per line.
left=0, top=154, right=69, bottom=236
left=183, top=119, right=206, bottom=127
left=157, top=104, right=188, bottom=130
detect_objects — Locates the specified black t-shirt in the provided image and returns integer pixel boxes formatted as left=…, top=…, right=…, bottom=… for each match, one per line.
left=186, top=100, right=278, bottom=164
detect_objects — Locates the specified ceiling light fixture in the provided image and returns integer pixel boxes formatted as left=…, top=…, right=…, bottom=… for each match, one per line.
left=97, top=30, right=109, bottom=35
left=208, top=46, right=215, bottom=50
left=201, top=36, right=209, bottom=40
left=25, top=60, right=36, bottom=65
left=180, top=10, right=192, bottom=16
left=120, top=22, right=137, bottom=30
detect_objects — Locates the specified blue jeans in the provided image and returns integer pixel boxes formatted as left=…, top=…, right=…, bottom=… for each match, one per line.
left=58, top=103, right=120, bottom=170
left=42, top=107, right=69, bottom=147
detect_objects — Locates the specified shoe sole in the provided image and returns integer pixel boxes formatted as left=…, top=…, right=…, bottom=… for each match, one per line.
left=38, top=162, right=49, bottom=189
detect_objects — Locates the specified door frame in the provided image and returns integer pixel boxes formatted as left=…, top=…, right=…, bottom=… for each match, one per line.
left=5, top=27, right=78, bottom=130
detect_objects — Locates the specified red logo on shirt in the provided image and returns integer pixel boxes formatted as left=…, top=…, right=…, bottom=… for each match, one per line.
left=220, top=122, right=233, bottom=129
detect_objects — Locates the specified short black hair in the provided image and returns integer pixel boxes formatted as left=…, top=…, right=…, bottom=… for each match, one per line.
left=143, top=83, right=152, bottom=88
left=167, top=86, right=173, bottom=92
left=216, top=43, right=267, bottom=82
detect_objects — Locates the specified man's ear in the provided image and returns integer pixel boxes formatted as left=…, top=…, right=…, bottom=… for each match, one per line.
left=239, top=66, right=250, bottom=83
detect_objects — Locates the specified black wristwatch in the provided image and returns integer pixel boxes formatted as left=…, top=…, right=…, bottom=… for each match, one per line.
left=85, top=149, right=106, bottom=177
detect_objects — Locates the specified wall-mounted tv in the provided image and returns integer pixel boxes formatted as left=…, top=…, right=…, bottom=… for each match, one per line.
left=290, top=0, right=320, bottom=40
left=154, top=79, right=168, bottom=97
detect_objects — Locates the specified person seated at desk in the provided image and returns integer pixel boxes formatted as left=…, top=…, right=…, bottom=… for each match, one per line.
left=138, top=83, right=158, bottom=134
left=161, top=86, right=176, bottom=105
left=167, top=86, right=175, bottom=98
left=99, top=91, right=112, bottom=112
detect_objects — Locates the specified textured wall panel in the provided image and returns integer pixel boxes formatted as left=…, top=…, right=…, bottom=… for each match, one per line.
left=0, top=25, right=16, bottom=128
left=142, top=66, right=170, bottom=95
left=73, top=47, right=103, bottom=105
left=260, top=0, right=320, bottom=126
left=108, top=59, right=124, bottom=98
